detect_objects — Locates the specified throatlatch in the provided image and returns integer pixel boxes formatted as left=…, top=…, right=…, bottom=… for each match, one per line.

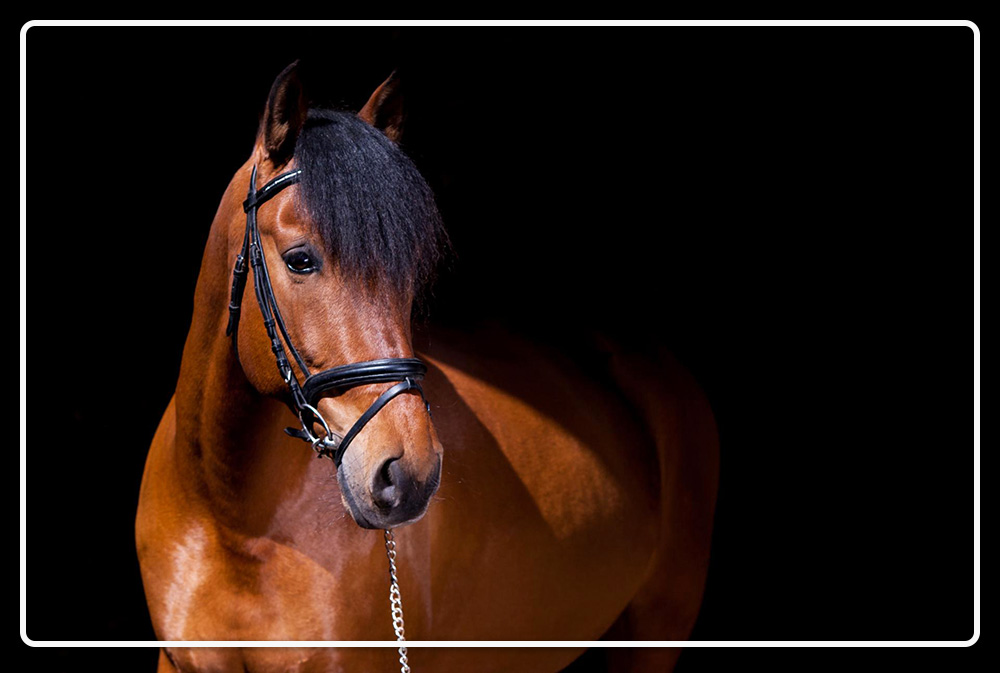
left=226, top=165, right=430, bottom=467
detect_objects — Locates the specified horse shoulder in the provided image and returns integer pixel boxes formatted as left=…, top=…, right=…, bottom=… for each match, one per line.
left=417, top=329, right=670, bottom=638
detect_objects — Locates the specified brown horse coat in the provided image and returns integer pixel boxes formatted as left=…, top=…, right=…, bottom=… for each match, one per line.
left=136, top=65, right=718, bottom=673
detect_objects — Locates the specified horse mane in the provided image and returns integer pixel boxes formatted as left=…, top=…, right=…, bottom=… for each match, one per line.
left=292, top=108, right=449, bottom=301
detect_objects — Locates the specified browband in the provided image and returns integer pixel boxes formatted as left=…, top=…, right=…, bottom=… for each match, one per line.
left=227, top=165, right=430, bottom=467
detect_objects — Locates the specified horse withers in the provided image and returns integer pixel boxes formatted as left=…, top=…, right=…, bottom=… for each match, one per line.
left=136, top=62, right=719, bottom=673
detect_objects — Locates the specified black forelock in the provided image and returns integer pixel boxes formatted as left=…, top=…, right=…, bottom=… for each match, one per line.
left=293, top=109, right=449, bottom=301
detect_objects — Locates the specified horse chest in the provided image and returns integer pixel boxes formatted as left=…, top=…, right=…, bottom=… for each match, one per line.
left=163, top=646, right=578, bottom=673
left=162, top=646, right=395, bottom=673
left=145, top=522, right=389, bottom=643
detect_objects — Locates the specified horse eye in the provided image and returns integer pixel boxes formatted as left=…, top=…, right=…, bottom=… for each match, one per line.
left=284, top=249, right=318, bottom=274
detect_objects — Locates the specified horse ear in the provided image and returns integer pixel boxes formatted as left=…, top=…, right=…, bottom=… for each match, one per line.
left=358, top=71, right=404, bottom=143
left=261, top=61, right=308, bottom=167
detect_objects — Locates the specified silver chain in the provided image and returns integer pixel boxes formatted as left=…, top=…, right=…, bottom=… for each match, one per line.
left=384, top=529, right=410, bottom=673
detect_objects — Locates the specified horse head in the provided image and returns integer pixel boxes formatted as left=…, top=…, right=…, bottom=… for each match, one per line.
left=225, top=62, right=448, bottom=529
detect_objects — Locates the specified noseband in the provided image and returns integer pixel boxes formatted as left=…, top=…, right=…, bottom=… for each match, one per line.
left=225, top=165, right=430, bottom=467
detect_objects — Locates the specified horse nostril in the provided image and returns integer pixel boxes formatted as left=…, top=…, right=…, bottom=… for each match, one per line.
left=381, top=457, right=396, bottom=486
left=371, top=456, right=404, bottom=510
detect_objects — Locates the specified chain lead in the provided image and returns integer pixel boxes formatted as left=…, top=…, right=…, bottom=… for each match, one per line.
left=385, top=529, right=410, bottom=673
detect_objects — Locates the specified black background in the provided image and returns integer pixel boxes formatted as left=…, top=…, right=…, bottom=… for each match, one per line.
left=24, top=24, right=975, bottom=670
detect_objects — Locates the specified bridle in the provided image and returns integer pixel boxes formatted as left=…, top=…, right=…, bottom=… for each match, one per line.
left=225, top=164, right=430, bottom=468
left=227, top=164, right=417, bottom=671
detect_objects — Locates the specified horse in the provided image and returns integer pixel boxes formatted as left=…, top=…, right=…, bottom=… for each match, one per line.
left=135, top=62, right=719, bottom=673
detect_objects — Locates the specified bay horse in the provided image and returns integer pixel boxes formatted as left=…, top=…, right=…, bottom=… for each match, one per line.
left=136, top=62, right=719, bottom=673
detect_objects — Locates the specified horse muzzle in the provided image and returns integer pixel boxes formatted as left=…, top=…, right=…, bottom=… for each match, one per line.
left=338, top=452, right=442, bottom=529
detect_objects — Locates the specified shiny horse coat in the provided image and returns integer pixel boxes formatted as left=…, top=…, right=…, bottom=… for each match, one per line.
left=136, top=63, right=719, bottom=673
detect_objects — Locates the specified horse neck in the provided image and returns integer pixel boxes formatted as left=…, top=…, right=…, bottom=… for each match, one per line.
left=171, top=175, right=308, bottom=529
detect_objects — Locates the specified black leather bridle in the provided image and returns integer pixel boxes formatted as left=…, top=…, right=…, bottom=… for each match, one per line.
left=225, top=165, right=430, bottom=467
